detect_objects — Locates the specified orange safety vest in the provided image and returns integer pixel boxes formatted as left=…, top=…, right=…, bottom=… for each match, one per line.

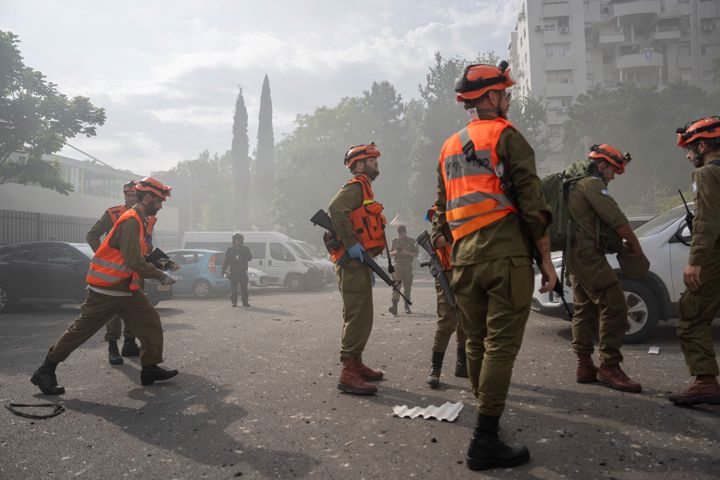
left=86, top=209, right=149, bottom=291
left=107, top=205, right=128, bottom=224
left=329, top=175, right=387, bottom=263
left=439, top=118, right=518, bottom=242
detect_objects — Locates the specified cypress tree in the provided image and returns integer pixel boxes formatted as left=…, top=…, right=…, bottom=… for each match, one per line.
left=231, top=86, right=249, bottom=229
left=255, top=74, right=275, bottom=230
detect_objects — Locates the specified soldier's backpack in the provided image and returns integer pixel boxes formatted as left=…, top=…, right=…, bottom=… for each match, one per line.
left=541, top=160, right=590, bottom=252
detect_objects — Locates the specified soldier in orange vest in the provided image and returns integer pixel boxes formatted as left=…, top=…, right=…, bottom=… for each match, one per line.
left=327, top=143, right=387, bottom=395
left=31, top=177, right=179, bottom=395
left=433, top=62, right=556, bottom=470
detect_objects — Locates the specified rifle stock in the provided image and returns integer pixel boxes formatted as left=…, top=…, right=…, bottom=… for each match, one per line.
left=679, top=190, right=694, bottom=234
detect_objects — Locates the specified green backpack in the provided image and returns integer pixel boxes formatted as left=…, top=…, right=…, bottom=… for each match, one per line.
left=541, top=162, right=589, bottom=252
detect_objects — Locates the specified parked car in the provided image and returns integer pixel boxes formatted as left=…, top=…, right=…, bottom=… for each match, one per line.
left=166, top=249, right=269, bottom=297
left=532, top=204, right=696, bottom=343
left=181, top=231, right=328, bottom=289
left=0, top=241, right=172, bottom=313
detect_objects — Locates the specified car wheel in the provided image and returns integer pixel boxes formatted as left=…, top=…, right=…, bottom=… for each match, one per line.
left=285, top=274, right=303, bottom=291
left=0, top=283, right=14, bottom=313
left=621, top=280, right=659, bottom=344
left=193, top=280, right=212, bottom=298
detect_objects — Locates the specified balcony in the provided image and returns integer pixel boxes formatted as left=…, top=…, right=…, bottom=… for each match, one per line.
left=652, top=28, right=682, bottom=41
left=543, top=2, right=571, bottom=18
left=545, top=56, right=574, bottom=71
left=543, top=28, right=573, bottom=43
left=616, top=51, right=664, bottom=69
left=546, top=82, right=576, bottom=98
left=609, top=1, right=661, bottom=20
left=599, top=31, right=627, bottom=43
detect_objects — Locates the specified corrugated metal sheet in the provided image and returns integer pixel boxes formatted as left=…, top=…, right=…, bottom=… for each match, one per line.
left=392, top=401, right=463, bottom=422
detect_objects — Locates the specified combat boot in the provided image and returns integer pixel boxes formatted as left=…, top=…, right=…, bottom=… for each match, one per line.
left=337, top=358, right=377, bottom=395
left=466, top=413, right=530, bottom=471
left=30, top=357, right=65, bottom=395
left=121, top=336, right=140, bottom=357
left=597, top=364, right=641, bottom=393
left=404, top=302, right=412, bottom=314
left=108, top=340, right=123, bottom=365
left=388, top=300, right=398, bottom=316
left=669, top=375, right=720, bottom=406
left=455, top=346, right=468, bottom=378
left=141, top=365, right=179, bottom=386
left=426, top=351, right=444, bottom=388
left=355, top=356, right=384, bottom=381
left=576, top=354, right=598, bottom=383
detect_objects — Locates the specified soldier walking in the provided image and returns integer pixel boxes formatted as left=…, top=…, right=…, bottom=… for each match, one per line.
left=388, top=225, right=418, bottom=315
left=433, top=61, right=556, bottom=470
left=669, top=117, right=720, bottom=406
left=223, top=233, right=253, bottom=307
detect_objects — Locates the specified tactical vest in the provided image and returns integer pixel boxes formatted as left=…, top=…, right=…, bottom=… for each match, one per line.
left=440, top=118, right=518, bottom=242
left=86, top=209, right=148, bottom=291
left=329, top=175, right=387, bottom=263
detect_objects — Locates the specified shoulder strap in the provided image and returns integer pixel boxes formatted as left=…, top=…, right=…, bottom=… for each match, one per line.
left=708, top=159, right=720, bottom=167
left=459, top=127, right=493, bottom=172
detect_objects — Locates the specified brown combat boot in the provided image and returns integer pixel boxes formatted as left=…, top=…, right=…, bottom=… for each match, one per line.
left=337, top=358, right=377, bottom=395
left=356, top=356, right=384, bottom=381
left=576, top=354, right=598, bottom=384
left=597, top=364, right=641, bottom=393
left=669, top=375, right=720, bottom=406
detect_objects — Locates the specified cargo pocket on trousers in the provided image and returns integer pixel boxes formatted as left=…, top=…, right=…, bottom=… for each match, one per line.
left=509, top=256, right=533, bottom=306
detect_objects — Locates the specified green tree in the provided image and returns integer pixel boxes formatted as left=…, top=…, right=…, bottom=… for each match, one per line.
left=0, top=31, right=105, bottom=194
left=230, top=86, right=250, bottom=229
left=254, top=74, right=275, bottom=229
left=508, top=94, right=550, bottom=155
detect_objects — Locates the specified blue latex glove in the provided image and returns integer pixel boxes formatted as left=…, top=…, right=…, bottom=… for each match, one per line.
left=370, top=272, right=376, bottom=287
left=347, top=243, right=365, bottom=263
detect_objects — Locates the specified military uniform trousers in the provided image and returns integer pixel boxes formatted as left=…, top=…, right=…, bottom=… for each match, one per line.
left=677, top=252, right=720, bottom=376
left=568, top=244, right=627, bottom=366
left=452, top=256, right=533, bottom=417
left=336, top=259, right=374, bottom=360
left=230, top=272, right=249, bottom=306
left=391, top=263, right=413, bottom=304
left=48, top=289, right=164, bottom=367
left=104, top=315, right=134, bottom=342
left=433, top=273, right=466, bottom=353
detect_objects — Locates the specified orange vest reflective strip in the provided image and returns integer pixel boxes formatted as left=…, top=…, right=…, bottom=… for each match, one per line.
left=107, top=205, right=128, bottom=224
left=329, top=175, right=387, bottom=263
left=86, top=209, right=148, bottom=290
left=440, top=118, right=517, bottom=242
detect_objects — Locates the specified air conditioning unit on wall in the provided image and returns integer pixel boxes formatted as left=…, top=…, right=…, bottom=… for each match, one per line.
left=560, top=26, right=570, bottom=34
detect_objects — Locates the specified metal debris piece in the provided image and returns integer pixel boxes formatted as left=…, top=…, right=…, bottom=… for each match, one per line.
left=392, top=401, right=463, bottom=422
left=648, top=346, right=660, bottom=355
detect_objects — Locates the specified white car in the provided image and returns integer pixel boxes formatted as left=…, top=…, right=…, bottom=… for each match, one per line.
left=532, top=204, right=694, bottom=343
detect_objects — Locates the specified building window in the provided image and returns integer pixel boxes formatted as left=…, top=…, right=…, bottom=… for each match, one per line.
left=560, top=97, right=573, bottom=108
left=546, top=43, right=571, bottom=57
left=701, top=43, right=720, bottom=55
left=547, top=70, right=574, bottom=83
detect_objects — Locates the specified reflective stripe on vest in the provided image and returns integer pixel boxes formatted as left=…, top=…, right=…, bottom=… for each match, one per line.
left=86, top=209, right=148, bottom=290
left=440, top=118, right=517, bottom=242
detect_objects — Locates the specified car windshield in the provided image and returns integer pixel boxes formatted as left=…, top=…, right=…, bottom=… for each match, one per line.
left=288, top=241, right=312, bottom=260
left=71, top=244, right=95, bottom=259
left=634, top=204, right=688, bottom=238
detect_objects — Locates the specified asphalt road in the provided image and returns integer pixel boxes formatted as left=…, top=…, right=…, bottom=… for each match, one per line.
left=1, top=275, right=719, bottom=480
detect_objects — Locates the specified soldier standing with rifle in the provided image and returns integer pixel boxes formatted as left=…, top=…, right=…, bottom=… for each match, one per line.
left=388, top=225, right=418, bottom=315
left=325, top=142, right=387, bottom=396
left=419, top=206, right=466, bottom=389
left=433, top=61, right=556, bottom=471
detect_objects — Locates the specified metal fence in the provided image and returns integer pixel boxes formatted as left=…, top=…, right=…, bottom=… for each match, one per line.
left=0, top=209, right=179, bottom=249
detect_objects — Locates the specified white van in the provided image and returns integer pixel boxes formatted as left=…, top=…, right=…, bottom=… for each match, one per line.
left=181, top=231, right=330, bottom=289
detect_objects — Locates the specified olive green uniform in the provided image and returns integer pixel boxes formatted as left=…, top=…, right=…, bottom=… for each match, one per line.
left=86, top=208, right=134, bottom=342
left=433, top=123, right=549, bottom=417
left=329, top=176, right=381, bottom=360
left=49, top=207, right=166, bottom=366
left=390, top=236, right=418, bottom=304
left=566, top=174, right=629, bottom=366
left=678, top=159, right=720, bottom=376
left=432, top=273, right=466, bottom=352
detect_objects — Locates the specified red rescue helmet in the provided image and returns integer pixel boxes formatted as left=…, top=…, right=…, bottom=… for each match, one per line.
left=455, top=60, right=515, bottom=102
left=588, top=144, right=631, bottom=174
left=676, top=116, right=720, bottom=148
left=135, top=177, right=172, bottom=200
left=122, top=180, right=137, bottom=193
left=344, top=142, right=381, bottom=169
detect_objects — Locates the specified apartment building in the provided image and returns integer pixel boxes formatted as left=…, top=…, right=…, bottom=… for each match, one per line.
left=509, top=0, right=720, bottom=161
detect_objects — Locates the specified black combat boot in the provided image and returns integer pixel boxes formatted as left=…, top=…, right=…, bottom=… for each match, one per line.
left=455, top=346, right=468, bottom=378
left=121, top=336, right=140, bottom=357
left=426, top=351, right=445, bottom=388
left=466, top=413, right=530, bottom=471
left=108, top=340, right=123, bottom=365
left=388, top=300, right=398, bottom=316
left=141, top=365, right=179, bottom=386
left=30, top=357, right=65, bottom=395
left=404, top=302, right=412, bottom=314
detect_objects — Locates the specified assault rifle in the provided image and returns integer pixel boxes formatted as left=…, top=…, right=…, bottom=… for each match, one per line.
left=145, top=247, right=176, bottom=271
left=310, top=209, right=412, bottom=305
left=679, top=190, right=694, bottom=234
left=416, top=231, right=456, bottom=310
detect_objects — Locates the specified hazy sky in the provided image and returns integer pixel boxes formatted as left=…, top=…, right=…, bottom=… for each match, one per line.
left=2, top=0, right=521, bottom=174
